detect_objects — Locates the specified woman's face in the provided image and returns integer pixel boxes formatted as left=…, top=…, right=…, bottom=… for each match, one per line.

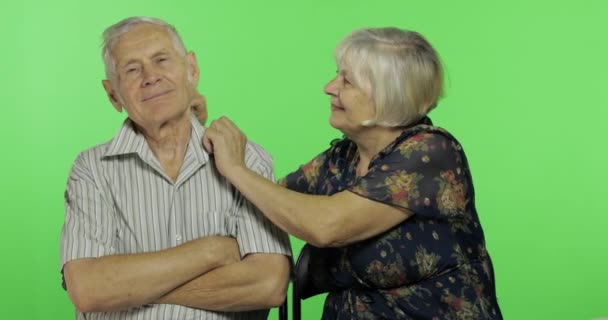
left=324, top=68, right=375, bottom=136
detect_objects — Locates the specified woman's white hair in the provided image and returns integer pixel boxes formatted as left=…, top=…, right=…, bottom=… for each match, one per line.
left=101, top=16, right=187, bottom=80
left=335, top=27, right=444, bottom=127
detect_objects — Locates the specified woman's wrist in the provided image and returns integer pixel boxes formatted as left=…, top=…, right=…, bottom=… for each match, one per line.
left=224, top=164, right=252, bottom=187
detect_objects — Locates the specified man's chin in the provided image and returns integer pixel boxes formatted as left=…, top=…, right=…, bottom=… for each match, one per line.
left=156, top=108, right=192, bottom=125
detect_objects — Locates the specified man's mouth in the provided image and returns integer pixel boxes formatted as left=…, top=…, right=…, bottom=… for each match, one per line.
left=142, top=90, right=173, bottom=102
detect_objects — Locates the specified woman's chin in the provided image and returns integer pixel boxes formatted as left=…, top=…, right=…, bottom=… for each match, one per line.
left=329, top=117, right=343, bottom=131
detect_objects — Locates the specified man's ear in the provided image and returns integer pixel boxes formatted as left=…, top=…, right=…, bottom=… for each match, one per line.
left=190, top=93, right=208, bottom=125
left=102, top=80, right=123, bottom=112
left=186, top=52, right=200, bottom=88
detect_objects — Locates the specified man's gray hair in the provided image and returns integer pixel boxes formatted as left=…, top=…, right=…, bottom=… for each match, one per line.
left=101, top=16, right=188, bottom=79
left=335, top=27, right=444, bottom=127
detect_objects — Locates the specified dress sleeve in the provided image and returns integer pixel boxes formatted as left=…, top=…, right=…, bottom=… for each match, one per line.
left=60, top=153, right=118, bottom=269
left=348, top=131, right=470, bottom=218
left=278, top=151, right=329, bottom=194
left=234, top=143, right=292, bottom=258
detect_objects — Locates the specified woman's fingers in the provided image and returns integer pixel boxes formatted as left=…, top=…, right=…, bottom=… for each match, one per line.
left=209, top=117, right=247, bottom=142
left=202, top=132, right=214, bottom=153
left=202, top=117, right=248, bottom=178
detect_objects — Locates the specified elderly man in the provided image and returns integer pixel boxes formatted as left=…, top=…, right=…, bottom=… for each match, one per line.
left=59, top=17, right=291, bottom=319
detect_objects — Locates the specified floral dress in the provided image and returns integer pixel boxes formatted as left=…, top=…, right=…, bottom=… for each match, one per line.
left=280, top=118, right=503, bottom=319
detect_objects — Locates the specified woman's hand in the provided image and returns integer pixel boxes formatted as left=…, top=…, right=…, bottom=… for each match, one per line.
left=190, top=91, right=207, bottom=125
left=203, top=117, right=248, bottom=179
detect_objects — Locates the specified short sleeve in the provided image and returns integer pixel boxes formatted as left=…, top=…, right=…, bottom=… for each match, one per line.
left=60, top=153, right=118, bottom=269
left=235, top=143, right=292, bottom=258
left=278, top=151, right=328, bottom=194
left=348, top=131, right=470, bottom=218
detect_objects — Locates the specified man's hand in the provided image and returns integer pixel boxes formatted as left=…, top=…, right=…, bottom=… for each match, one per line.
left=190, top=92, right=207, bottom=125
left=206, top=235, right=241, bottom=267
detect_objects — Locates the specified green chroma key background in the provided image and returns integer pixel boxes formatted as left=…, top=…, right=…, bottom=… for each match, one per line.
left=1, top=0, right=606, bottom=319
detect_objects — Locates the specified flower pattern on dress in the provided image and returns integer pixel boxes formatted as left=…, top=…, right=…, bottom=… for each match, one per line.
left=436, top=170, right=468, bottom=216
left=385, top=170, right=423, bottom=203
left=414, top=245, right=442, bottom=277
left=281, top=117, right=502, bottom=319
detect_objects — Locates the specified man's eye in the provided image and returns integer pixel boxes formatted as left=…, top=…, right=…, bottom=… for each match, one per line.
left=126, top=67, right=138, bottom=74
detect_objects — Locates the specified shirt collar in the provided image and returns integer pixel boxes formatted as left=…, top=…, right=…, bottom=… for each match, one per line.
left=102, top=114, right=210, bottom=165
left=103, top=118, right=146, bottom=157
left=369, top=116, right=435, bottom=164
left=188, top=114, right=210, bottom=165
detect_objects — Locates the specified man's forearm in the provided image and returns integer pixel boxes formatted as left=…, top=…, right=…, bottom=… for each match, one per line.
left=64, top=236, right=239, bottom=313
left=158, top=253, right=290, bottom=312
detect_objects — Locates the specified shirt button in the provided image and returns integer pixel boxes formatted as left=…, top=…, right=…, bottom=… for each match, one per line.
left=176, top=234, right=182, bottom=242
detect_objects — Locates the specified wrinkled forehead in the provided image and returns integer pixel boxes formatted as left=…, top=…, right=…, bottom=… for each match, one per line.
left=110, top=24, right=175, bottom=61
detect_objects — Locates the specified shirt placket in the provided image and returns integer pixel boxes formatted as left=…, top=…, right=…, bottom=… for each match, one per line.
left=170, top=185, right=184, bottom=246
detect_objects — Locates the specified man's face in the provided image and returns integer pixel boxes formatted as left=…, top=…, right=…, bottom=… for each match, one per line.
left=102, top=24, right=199, bottom=130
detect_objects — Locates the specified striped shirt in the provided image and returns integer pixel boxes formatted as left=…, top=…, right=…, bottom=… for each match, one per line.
left=60, top=115, right=291, bottom=320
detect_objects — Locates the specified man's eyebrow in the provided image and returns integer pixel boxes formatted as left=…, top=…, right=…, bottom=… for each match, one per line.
left=120, top=59, right=140, bottom=68
left=151, top=50, right=170, bottom=58
left=119, top=50, right=170, bottom=68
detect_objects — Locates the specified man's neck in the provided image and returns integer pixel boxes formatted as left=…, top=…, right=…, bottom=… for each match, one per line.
left=138, top=113, right=193, bottom=182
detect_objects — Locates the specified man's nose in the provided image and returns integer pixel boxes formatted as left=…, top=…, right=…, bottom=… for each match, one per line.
left=142, top=67, right=162, bottom=87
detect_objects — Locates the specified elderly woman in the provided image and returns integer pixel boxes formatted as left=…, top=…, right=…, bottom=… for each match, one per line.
left=203, top=28, right=503, bottom=319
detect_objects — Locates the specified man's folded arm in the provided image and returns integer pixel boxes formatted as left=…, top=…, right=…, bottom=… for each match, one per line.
left=61, top=155, right=241, bottom=313
left=63, top=236, right=240, bottom=313
left=157, top=153, right=292, bottom=311
left=158, top=252, right=290, bottom=311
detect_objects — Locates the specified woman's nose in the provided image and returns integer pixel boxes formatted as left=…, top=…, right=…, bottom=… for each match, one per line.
left=324, top=77, right=339, bottom=96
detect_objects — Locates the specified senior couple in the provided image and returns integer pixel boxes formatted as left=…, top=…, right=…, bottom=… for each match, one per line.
left=59, top=16, right=502, bottom=320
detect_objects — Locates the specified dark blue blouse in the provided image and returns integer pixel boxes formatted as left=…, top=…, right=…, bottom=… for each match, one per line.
left=281, top=118, right=503, bottom=319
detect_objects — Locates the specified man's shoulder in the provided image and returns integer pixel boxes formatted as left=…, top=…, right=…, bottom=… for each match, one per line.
left=71, top=140, right=114, bottom=169
left=244, top=139, right=273, bottom=167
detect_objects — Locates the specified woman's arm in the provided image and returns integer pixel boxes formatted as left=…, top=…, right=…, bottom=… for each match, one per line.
left=203, top=117, right=411, bottom=247
left=226, top=165, right=410, bottom=247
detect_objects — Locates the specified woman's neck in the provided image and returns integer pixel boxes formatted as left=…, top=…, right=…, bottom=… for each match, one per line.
left=350, top=126, right=404, bottom=176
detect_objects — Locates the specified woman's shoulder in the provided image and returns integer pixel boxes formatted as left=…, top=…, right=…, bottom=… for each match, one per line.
left=398, top=123, right=462, bottom=150
left=378, top=123, right=465, bottom=164
left=407, top=122, right=456, bottom=141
